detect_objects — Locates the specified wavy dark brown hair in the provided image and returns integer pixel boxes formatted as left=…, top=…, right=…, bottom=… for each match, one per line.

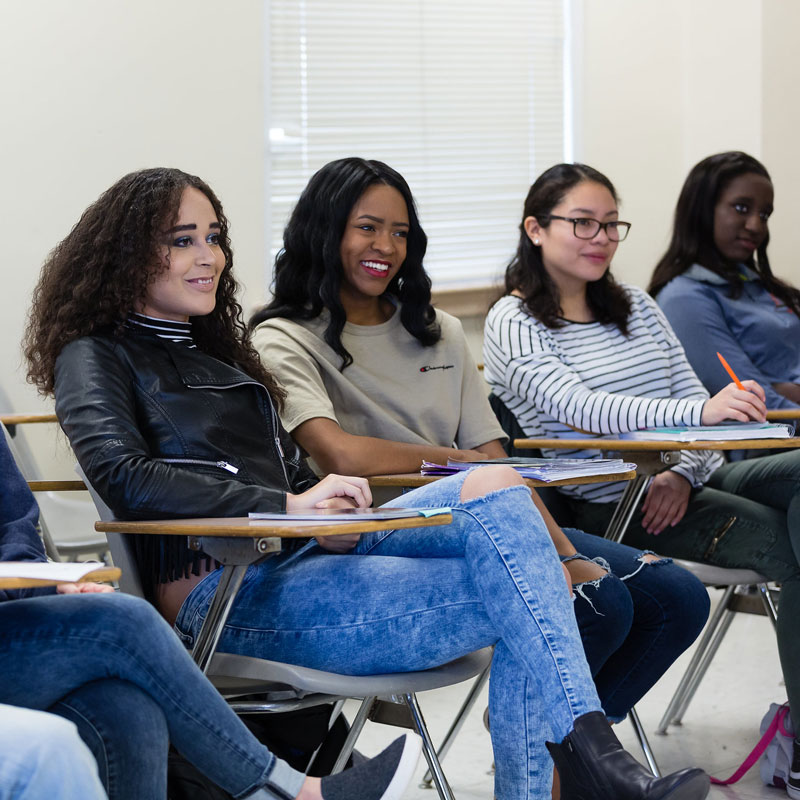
left=503, top=163, right=631, bottom=334
left=649, top=151, right=800, bottom=315
left=24, top=167, right=284, bottom=404
left=250, top=157, right=439, bottom=369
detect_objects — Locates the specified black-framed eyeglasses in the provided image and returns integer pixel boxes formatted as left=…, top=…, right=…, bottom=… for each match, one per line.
left=544, top=215, right=632, bottom=242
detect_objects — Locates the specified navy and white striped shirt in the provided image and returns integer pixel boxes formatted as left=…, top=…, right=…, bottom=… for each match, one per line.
left=483, top=285, right=723, bottom=502
left=125, top=312, right=196, bottom=347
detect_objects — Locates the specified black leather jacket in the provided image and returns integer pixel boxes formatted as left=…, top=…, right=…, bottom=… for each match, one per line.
left=55, top=327, right=318, bottom=592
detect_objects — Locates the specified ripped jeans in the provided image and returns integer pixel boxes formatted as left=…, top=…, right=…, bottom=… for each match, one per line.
left=562, top=530, right=709, bottom=721
left=177, top=473, right=602, bottom=799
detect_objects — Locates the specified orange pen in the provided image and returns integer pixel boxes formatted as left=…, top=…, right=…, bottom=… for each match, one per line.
left=716, top=352, right=746, bottom=391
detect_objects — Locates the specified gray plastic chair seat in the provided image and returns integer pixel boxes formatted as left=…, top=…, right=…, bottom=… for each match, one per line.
left=672, top=559, right=769, bottom=586
left=209, top=647, right=494, bottom=698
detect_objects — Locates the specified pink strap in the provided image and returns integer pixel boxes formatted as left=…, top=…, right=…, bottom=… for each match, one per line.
left=710, top=704, right=790, bottom=786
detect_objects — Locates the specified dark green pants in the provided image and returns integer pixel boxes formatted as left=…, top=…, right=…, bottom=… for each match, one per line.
left=565, top=448, right=800, bottom=714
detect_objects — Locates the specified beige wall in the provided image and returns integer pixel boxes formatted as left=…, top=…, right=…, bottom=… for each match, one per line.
left=3, top=0, right=799, bottom=466
left=576, top=0, right=797, bottom=290
left=1, top=0, right=265, bottom=472
left=459, top=0, right=800, bottom=364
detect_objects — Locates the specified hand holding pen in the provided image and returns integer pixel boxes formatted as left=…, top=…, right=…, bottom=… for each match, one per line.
left=699, top=352, right=767, bottom=425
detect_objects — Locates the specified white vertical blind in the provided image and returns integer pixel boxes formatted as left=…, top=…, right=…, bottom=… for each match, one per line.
left=267, top=0, right=569, bottom=290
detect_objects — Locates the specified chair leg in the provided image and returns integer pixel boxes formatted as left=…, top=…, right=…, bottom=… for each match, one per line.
left=330, top=696, right=376, bottom=774
left=306, top=698, right=347, bottom=774
left=420, top=665, right=491, bottom=788
left=628, top=707, right=660, bottom=776
left=656, top=584, right=735, bottom=734
left=758, top=583, right=779, bottom=629
left=671, top=608, right=735, bottom=725
left=404, top=692, right=456, bottom=800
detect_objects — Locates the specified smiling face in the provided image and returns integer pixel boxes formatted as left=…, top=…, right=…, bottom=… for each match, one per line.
left=338, top=183, right=409, bottom=311
left=140, top=187, right=224, bottom=322
left=526, top=180, right=619, bottom=296
left=712, top=171, right=773, bottom=264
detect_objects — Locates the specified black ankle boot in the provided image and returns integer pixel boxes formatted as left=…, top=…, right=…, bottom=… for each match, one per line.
left=546, top=711, right=710, bottom=800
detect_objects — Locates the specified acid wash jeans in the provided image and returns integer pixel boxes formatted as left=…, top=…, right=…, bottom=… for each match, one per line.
left=0, top=593, right=305, bottom=800
left=0, top=704, right=107, bottom=800
left=176, top=473, right=602, bottom=799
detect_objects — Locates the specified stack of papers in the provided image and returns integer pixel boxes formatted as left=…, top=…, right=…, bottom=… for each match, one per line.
left=619, top=422, right=794, bottom=442
left=421, top=457, right=635, bottom=483
left=249, top=507, right=451, bottom=523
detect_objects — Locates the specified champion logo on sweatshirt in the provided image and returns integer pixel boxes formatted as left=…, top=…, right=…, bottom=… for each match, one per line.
left=420, top=364, right=454, bottom=373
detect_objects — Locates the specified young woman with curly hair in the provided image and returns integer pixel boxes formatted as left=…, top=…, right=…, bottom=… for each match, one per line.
left=649, top=151, right=800, bottom=410
left=25, top=165, right=708, bottom=800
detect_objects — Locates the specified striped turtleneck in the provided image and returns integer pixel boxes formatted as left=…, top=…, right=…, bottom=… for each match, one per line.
left=126, top=312, right=196, bottom=347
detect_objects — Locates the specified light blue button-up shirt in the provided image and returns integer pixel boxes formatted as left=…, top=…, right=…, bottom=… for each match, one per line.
left=656, top=264, right=800, bottom=410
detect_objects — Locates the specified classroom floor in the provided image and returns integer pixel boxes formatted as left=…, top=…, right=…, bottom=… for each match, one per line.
left=348, top=585, right=787, bottom=799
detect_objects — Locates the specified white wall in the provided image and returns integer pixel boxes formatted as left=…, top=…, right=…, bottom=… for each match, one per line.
left=3, top=0, right=799, bottom=466
left=1, top=0, right=265, bottom=472
left=577, top=0, right=796, bottom=290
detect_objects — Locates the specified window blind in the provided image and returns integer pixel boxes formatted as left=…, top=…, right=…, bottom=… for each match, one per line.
left=267, top=0, right=569, bottom=291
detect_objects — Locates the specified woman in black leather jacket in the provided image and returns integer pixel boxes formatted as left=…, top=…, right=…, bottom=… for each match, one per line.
left=24, top=167, right=709, bottom=800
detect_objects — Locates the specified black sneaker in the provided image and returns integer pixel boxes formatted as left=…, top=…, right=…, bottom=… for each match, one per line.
left=788, top=737, right=800, bottom=799
left=321, top=735, right=422, bottom=800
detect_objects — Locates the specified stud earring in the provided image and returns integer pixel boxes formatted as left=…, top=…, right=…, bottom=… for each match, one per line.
left=534, top=238, right=540, bottom=246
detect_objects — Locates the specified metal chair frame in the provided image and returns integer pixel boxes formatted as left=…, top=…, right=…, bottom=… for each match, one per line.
left=656, top=560, right=777, bottom=735
left=80, top=466, right=492, bottom=799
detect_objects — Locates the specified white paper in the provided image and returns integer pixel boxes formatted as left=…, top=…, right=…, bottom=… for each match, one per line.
left=0, top=561, right=107, bottom=582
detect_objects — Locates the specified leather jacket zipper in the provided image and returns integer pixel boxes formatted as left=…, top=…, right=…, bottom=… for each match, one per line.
left=269, top=404, right=291, bottom=487
left=156, top=457, right=239, bottom=474
left=187, top=379, right=290, bottom=488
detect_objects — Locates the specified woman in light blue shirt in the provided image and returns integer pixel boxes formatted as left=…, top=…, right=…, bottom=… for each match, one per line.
left=649, top=151, right=800, bottom=411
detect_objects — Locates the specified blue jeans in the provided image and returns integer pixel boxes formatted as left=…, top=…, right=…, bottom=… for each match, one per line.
left=0, top=704, right=107, bottom=800
left=570, top=448, right=800, bottom=716
left=0, top=593, right=304, bottom=800
left=177, top=475, right=602, bottom=799
left=563, top=530, right=709, bottom=721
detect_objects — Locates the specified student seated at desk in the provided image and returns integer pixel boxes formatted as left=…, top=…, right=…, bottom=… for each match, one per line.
left=0, top=424, right=418, bottom=800
left=249, top=156, right=710, bottom=747
left=483, top=162, right=800, bottom=792
left=649, top=151, right=800, bottom=412
left=24, top=166, right=708, bottom=800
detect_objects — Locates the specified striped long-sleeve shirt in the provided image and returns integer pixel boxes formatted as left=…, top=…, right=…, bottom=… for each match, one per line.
left=483, top=285, right=724, bottom=503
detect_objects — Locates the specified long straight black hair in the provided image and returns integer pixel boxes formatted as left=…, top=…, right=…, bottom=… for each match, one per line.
left=649, top=151, right=800, bottom=315
left=250, top=157, right=440, bottom=368
left=503, top=163, right=632, bottom=334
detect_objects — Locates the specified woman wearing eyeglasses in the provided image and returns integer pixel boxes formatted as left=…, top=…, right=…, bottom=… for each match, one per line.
left=484, top=164, right=800, bottom=771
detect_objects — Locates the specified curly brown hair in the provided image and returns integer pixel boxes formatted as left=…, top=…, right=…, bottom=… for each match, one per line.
left=24, top=167, right=284, bottom=404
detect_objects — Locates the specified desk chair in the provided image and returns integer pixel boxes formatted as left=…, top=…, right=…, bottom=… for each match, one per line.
left=80, top=468, right=492, bottom=800
left=656, top=560, right=776, bottom=735
left=0, top=418, right=107, bottom=560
